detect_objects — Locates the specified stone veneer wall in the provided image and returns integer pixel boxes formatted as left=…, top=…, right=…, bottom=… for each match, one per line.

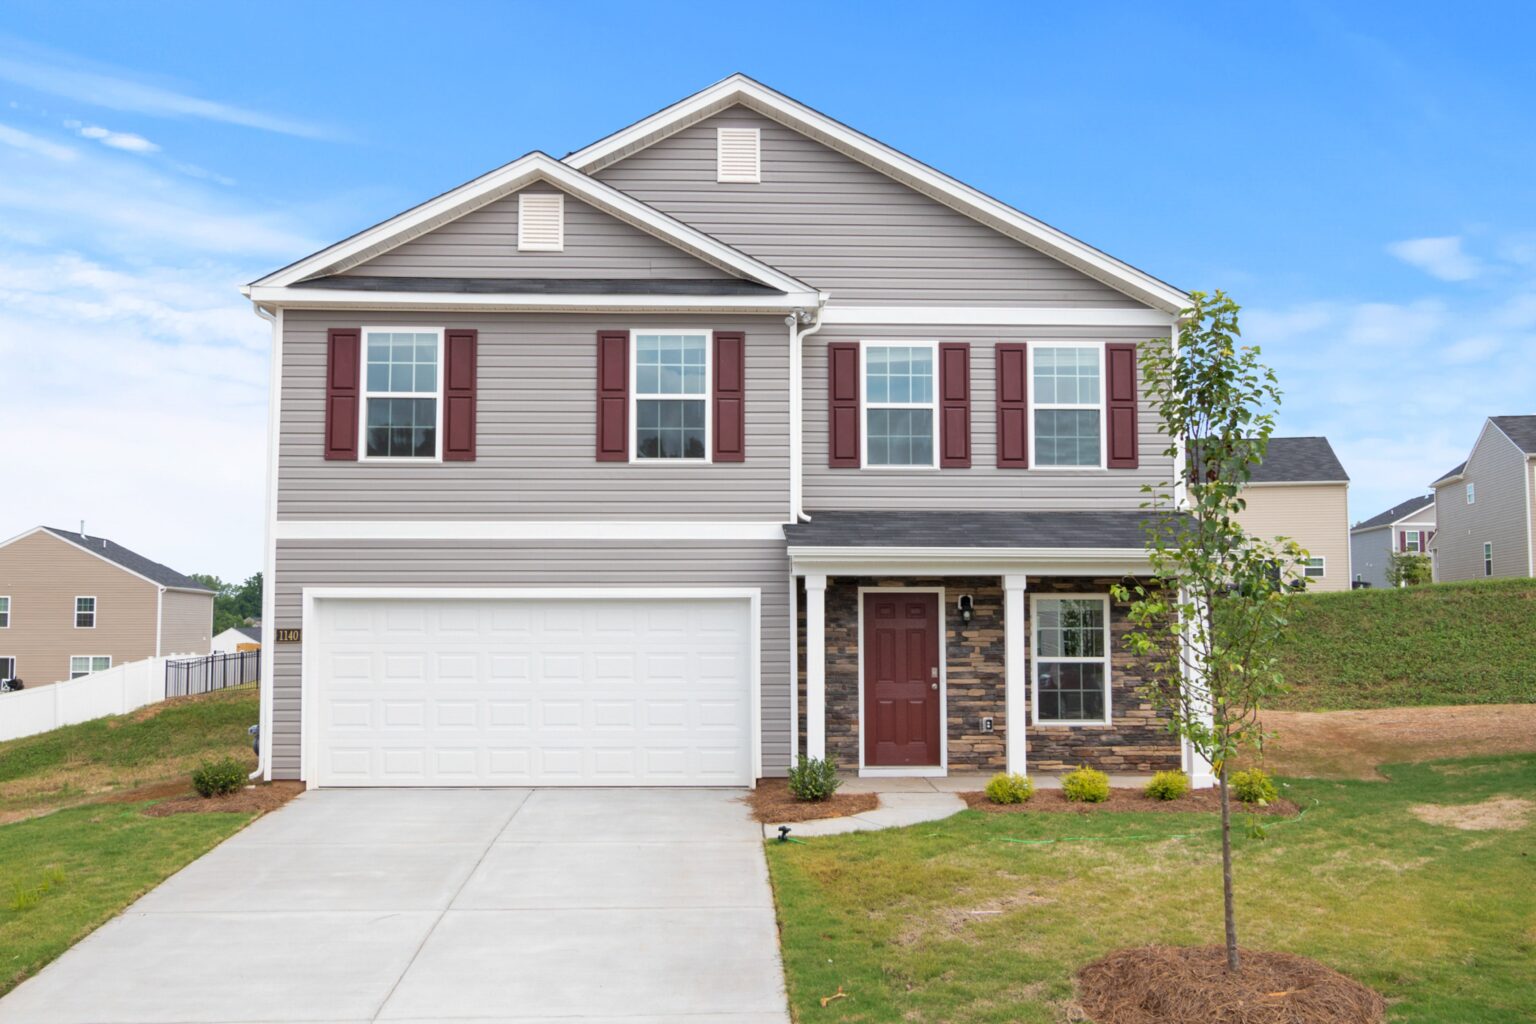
left=796, top=575, right=1181, bottom=776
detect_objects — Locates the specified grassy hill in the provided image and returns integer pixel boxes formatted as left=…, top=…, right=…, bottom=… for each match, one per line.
left=1274, top=577, right=1536, bottom=710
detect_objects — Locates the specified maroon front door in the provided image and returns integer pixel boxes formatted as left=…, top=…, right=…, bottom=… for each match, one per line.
left=863, top=592, right=941, bottom=767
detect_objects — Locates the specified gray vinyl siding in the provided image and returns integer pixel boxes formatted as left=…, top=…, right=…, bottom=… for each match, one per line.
left=1433, top=427, right=1534, bottom=581
left=269, top=539, right=792, bottom=779
left=160, top=589, right=214, bottom=655
left=341, top=184, right=735, bottom=280
left=1349, top=526, right=1393, bottom=589
left=277, top=309, right=789, bottom=520
left=804, top=324, right=1174, bottom=511
left=594, top=107, right=1142, bottom=307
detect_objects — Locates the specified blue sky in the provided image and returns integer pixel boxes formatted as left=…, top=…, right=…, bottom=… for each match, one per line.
left=1, top=1, right=1532, bottom=580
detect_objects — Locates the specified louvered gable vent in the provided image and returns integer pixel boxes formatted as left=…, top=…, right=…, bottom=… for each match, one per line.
left=517, top=192, right=564, bottom=251
left=716, top=127, right=760, bottom=183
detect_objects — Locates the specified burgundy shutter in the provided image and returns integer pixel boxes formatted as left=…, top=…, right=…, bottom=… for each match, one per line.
left=827, top=342, right=860, bottom=467
left=712, top=331, right=746, bottom=462
left=996, top=343, right=1029, bottom=468
left=1400, top=531, right=1408, bottom=553
left=596, top=331, right=629, bottom=461
left=938, top=342, right=971, bottom=468
left=442, top=329, right=478, bottom=461
left=1105, top=342, right=1140, bottom=469
left=324, top=328, right=361, bottom=460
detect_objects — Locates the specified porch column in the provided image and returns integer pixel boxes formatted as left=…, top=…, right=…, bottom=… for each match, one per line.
left=1003, top=573, right=1028, bottom=776
left=804, top=573, right=828, bottom=761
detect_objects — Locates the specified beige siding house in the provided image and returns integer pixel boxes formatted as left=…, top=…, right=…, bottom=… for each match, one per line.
left=1430, top=416, right=1536, bottom=581
left=1233, top=437, right=1351, bottom=592
left=0, top=527, right=213, bottom=687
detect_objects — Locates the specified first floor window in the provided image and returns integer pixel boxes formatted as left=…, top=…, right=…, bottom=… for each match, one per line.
left=1484, top=543, right=1493, bottom=576
left=1033, top=346, right=1103, bottom=467
left=635, top=332, right=708, bottom=459
left=75, top=596, right=96, bottom=628
left=863, top=343, right=936, bottom=466
left=1303, top=557, right=1326, bottom=578
left=0, top=657, right=14, bottom=681
left=69, top=655, right=110, bottom=679
left=1404, top=531, right=1422, bottom=553
left=1033, top=596, right=1111, bottom=724
left=0, top=596, right=9, bottom=628
left=364, top=329, right=441, bottom=459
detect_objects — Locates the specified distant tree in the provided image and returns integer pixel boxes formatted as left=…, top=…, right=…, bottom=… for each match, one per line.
left=1387, top=553, right=1432, bottom=587
left=193, top=572, right=263, bottom=633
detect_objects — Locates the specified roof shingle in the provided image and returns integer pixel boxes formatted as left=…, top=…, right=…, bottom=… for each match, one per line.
left=41, top=528, right=212, bottom=592
left=1352, top=495, right=1435, bottom=532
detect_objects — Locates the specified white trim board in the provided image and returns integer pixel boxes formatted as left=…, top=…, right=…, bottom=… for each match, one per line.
left=787, top=546, right=1153, bottom=578
left=273, top=520, right=788, bottom=541
left=564, top=74, right=1189, bottom=315
left=245, top=286, right=821, bottom=314
left=820, top=306, right=1176, bottom=327
left=856, top=586, right=947, bottom=777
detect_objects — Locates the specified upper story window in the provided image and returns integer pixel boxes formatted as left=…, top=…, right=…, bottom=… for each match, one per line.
left=1466, top=482, right=1476, bottom=504
left=75, top=596, right=96, bottom=629
left=1032, top=595, right=1111, bottom=725
left=1033, top=345, right=1103, bottom=468
left=0, top=596, right=9, bottom=628
left=863, top=342, right=936, bottom=468
left=633, top=332, right=709, bottom=460
left=517, top=192, right=564, bottom=251
left=363, top=329, right=442, bottom=460
left=70, top=655, right=110, bottom=679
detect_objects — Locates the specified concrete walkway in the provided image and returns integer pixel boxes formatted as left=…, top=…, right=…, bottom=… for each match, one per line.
left=0, top=789, right=789, bottom=1024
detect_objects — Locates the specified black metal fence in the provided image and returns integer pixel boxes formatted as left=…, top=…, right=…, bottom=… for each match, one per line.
left=165, top=650, right=261, bottom=698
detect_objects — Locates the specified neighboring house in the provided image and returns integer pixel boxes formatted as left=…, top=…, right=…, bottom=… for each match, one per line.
left=0, top=527, right=213, bottom=686
left=244, top=74, right=1212, bottom=789
left=1430, top=415, right=1536, bottom=581
left=1349, top=495, right=1435, bottom=588
left=1231, top=437, right=1351, bottom=592
left=211, top=624, right=262, bottom=653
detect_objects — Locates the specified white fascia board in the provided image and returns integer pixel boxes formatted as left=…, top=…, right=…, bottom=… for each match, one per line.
left=246, top=286, right=819, bottom=314
left=275, top=520, right=788, bottom=541
left=787, top=545, right=1152, bottom=577
left=565, top=75, right=1189, bottom=315
left=1243, top=480, right=1349, bottom=488
left=248, top=152, right=815, bottom=298
left=819, top=306, right=1175, bottom=327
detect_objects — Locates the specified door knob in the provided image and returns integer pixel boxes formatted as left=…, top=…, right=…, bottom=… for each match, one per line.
left=931, top=682, right=939, bottom=690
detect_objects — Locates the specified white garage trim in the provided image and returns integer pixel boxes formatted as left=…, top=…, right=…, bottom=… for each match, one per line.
left=300, top=586, right=762, bottom=789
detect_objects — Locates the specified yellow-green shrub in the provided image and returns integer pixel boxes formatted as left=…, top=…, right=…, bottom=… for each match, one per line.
left=1230, top=768, right=1278, bottom=805
left=984, top=772, right=1034, bottom=805
left=1062, top=766, right=1110, bottom=803
left=1144, top=770, right=1190, bottom=801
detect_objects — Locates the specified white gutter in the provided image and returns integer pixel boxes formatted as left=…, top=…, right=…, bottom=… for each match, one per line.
left=787, top=298, right=827, bottom=523
left=251, top=303, right=281, bottom=783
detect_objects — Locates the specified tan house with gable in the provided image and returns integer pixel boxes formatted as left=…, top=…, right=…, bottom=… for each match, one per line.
left=0, top=527, right=214, bottom=687
left=1233, top=437, right=1352, bottom=592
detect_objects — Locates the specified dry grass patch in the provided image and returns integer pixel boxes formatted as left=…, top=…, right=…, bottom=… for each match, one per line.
left=746, top=779, right=878, bottom=823
left=1409, top=795, right=1534, bottom=831
left=1256, top=704, right=1536, bottom=779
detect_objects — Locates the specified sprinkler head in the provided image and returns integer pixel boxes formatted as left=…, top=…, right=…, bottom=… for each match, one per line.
left=777, top=825, right=793, bottom=842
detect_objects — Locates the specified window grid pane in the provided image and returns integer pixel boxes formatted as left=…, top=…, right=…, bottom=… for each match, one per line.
left=866, top=408, right=934, bottom=467
left=365, top=332, right=438, bottom=395
left=365, top=398, right=438, bottom=458
left=636, top=398, right=706, bottom=459
left=635, top=334, right=707, bottom=397
left=0, top=596, right=9, bottom=628
left=75, top=597, right=95, bottom=628
left=864, top=345, right=933, bottom=405
left=1035, top=598, right=1109, bottom=723
left=1034, top=409, right=1101, bottom=467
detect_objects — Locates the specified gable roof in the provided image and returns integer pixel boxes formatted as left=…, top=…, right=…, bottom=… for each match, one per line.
left=217, top=624, right=261, bottom=642
left=1431, top=460, right=1467, bottom=487
left=24, top=527, right=213, bottom=591
left=1246, top=437, right=1349, bottom=484
left=246, top=152, right=820, bottom=310
left=1352, top=495, right=1435, bottom=532
left=564, top=74, right=1189, bottom=315
left=1491, top=414, right=1536, bottom=454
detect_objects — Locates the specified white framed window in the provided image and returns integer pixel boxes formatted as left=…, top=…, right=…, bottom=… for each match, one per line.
left=517, top=192, right=564, bottom=251
left=75, top=596, right=96, bottom=629
left=69, top=655, right=110, bottom=679
left=632, top=330, right=711, bottom=461
left=1484, top=542, right=1493, bottom=576
left=0, top=656, right=14, bottom=681
left=0, top=596, right=9, bottom=628
left=1030, top=343, right=1105, bottom=468
left=1031, top=594, right=1112, bottom=725
left=1303, top=557, right=1326, bottom=578
left=360, top=328, right=443, bottom=461
left=861, top=340, right=937, bottom=468
left=1466, top=482, right=1476, bottom=504
left=716, top=126, right=761, bottom=183
left=1404, top=530, right=1422, bottom=553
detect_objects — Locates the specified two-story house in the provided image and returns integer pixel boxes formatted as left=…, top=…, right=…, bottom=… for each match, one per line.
left=1430, top=416, right=1536, bottom=582
left=1231, top=436, right=1350, bottom=592
left=0, top=526, right=213, bottom=686
left=1350, top=495, right=1435, bottom=588
left=244, top=75, right=1209, bottom=790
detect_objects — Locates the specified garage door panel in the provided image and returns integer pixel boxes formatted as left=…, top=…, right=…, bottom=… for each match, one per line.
left=314, top=597, right=752, bottom=786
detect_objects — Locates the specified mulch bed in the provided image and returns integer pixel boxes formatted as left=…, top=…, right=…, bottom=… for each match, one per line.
left=1077, top=946, right=1385, bottom=1024
left=140, top=781, right=305, bottom=817
left=960, top=788, right=1300, bottom=816
left=745, top=779, right=879, bottom=823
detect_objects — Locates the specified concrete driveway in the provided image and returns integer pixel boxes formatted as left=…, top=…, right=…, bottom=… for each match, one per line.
left=0, top=789, right=789, bottom=1023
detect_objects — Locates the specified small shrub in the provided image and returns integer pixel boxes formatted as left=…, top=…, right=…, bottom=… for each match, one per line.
left=1230, top=768, right=1278, bottom=805
left=191, top=757, right=247, bottom=798
left=1144, top=770, right=1190, bottom=801
left=786, top=756, right=840, bottom=802
left=984, top=772, right=1034, bottom=804
left=1062, top=766, right=1110, bottom=803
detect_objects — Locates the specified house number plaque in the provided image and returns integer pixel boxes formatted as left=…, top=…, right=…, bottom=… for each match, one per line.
left=275, top=628, right=302, bottom=643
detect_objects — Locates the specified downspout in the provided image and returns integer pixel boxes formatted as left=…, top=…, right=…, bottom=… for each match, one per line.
left=154, top=586, right=164, bottom=657
left=250, top=302, right=280, bottom=782
left=787, top=296, right=828, bottom=523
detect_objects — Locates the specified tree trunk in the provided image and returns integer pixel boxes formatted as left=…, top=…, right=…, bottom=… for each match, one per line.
left=1219, top=758, right=1240, bottom=971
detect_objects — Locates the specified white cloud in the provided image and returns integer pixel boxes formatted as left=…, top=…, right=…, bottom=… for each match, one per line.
left=72, top=122, right=160, bottom=153
left=0, top=121, right=76, bottom=161
left=1386, top=235, right=1482, bottom=281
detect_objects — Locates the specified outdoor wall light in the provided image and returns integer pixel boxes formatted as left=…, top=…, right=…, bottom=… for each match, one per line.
left=957, top=594, right=975, bottom=624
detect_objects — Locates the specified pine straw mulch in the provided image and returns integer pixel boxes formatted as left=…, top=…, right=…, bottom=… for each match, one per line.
left=960, top=787, right=1300, bottom=816
left=1076, top=946, right=1385, bottom=1024
left=137, top=780, right=305, bottom=817
left=745, top=779, right=879, bottom=823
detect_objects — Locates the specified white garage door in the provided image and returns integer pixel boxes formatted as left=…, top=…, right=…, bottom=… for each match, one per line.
left=310, top=596, right=754, bottom=787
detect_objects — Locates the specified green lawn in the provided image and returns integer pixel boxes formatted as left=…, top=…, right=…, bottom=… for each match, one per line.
left=1274, top=578, right=1536, bottom=710
left=767, top=755, right=1536, bottom=1023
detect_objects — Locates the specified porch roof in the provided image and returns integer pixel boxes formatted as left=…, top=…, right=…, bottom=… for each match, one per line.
left=783, top=510, right=1161, bottom=549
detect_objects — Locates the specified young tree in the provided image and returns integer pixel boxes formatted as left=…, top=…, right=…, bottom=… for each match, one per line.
left=1112, top=291, right=1305, bottom=972
left=1386, top=552, right=1432, bottom=587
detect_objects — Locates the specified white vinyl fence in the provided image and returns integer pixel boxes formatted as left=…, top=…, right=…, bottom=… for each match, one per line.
left=0, top=653, right=201, bottom=742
